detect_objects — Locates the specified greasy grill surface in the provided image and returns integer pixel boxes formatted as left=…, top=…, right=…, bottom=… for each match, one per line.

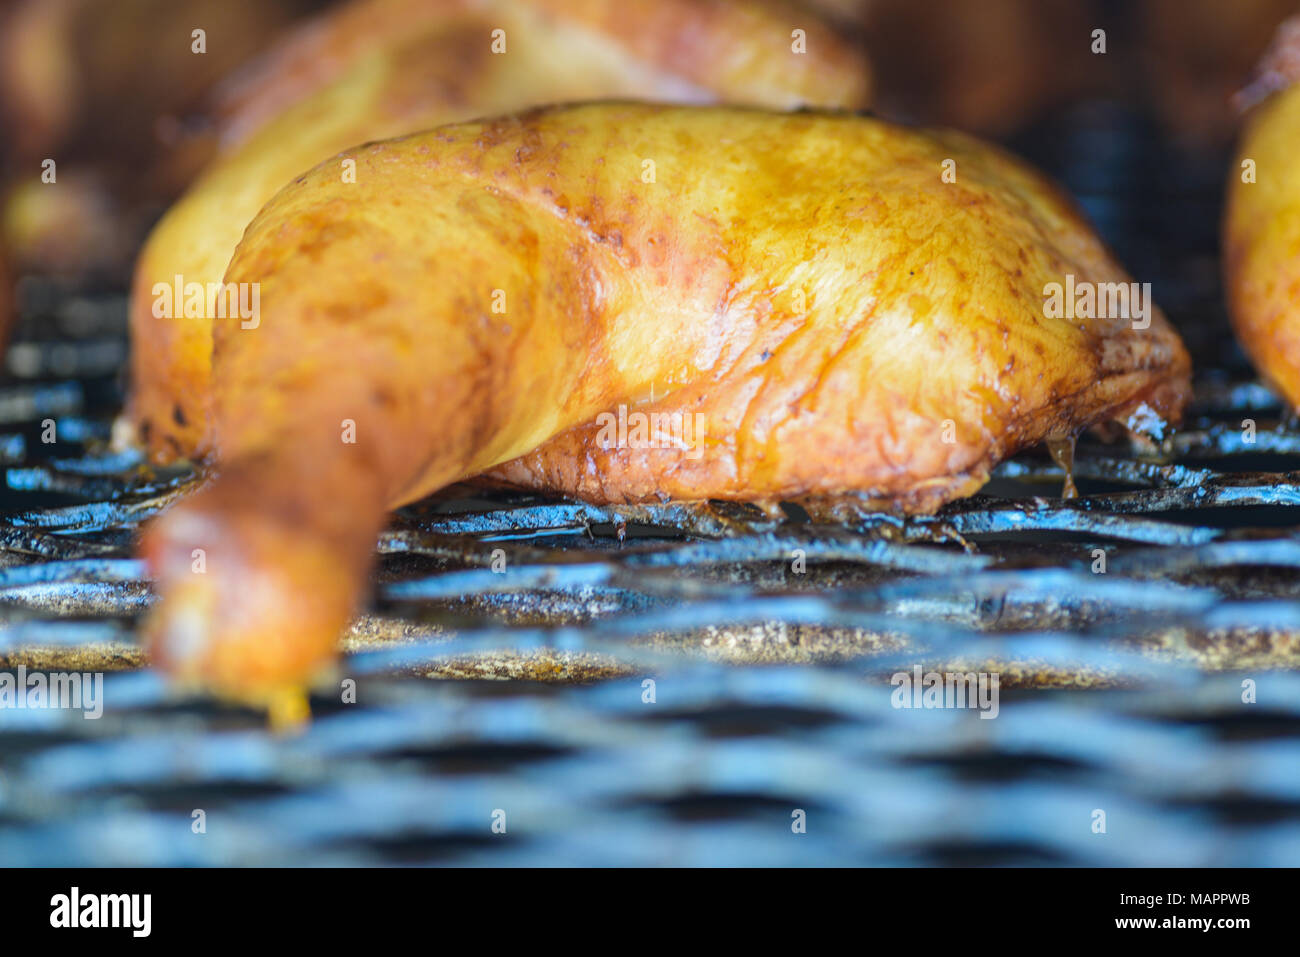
left=1, top=103, right=1299, bottom=865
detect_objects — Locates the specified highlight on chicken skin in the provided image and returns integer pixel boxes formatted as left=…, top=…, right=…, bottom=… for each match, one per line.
left=124, top=0, right=871, bottom=463
left=1225, top=16, right=1300, bottom=407
left=138, top=102, right=1192, bottom=710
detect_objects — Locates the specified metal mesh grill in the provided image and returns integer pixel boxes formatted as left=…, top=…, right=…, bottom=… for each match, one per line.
left=1, top=103, right=1299, bottom=866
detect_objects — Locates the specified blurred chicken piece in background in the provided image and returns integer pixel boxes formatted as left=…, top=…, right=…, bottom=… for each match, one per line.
left=1141, top=0, right=1300, bottom=147
left=0, top=0, right=320, bottom=279
left=858, top=0, right=1100, bottom=135
left=0, top=236, right=9, bottom=351
left=1223, top=14, right=1300, bottom=409
left=818, top=0, right=1300, bottom=144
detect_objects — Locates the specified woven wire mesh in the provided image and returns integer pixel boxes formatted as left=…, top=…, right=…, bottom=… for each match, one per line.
left=1, top=102, right=1300, bottom=866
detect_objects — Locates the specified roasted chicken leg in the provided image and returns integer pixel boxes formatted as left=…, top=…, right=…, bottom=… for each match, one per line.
left=140, top=103, right=1191, bottom=708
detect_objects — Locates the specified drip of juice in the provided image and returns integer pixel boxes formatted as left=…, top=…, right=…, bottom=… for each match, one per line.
left=1046, top=435, right=1078, bottom=500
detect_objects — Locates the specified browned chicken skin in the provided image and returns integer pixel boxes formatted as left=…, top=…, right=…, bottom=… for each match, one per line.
left=139, top=104, right=1191, bottom=712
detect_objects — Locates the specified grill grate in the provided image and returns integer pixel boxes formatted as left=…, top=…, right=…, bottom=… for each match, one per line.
left=1, top=102, right=1299, bottom=865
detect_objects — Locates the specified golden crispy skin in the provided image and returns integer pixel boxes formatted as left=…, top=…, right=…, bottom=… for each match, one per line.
left=139, top=103, right=1191, bottom=706
left=1225, top=18, right=1300, bottom=406
left=125, top=0, right=870, bottom=463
